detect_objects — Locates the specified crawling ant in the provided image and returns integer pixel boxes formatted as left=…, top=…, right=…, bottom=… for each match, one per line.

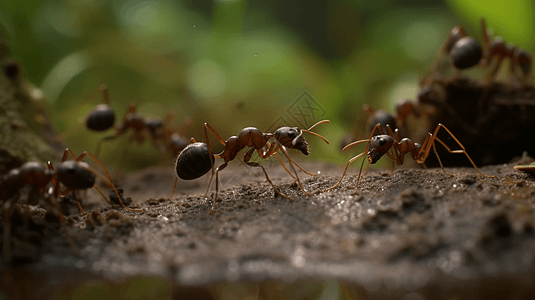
left=324, top=123, right=493, bottom=193
left=427, top=18, right=531, bottom=83
left=0, top=148, right=139, bottom=212
left=170, top=120, right=330, bottom=210
left=341, top=100, right=419, bottom=150
left=427, top=22, right=483, bottom=80
left=0, top=148, right=141, bottom=262
left=84, top=84, right=191, bottom=159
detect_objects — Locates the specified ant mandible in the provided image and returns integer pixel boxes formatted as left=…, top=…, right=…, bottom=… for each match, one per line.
left=323, top=123, right=494, bottom=193
left=170, top=120, right=330, bottom=210
left=85, top=85, right=190, bottom=159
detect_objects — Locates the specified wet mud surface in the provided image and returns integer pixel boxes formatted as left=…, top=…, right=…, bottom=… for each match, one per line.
left=3, top=157, right=535, bottom=299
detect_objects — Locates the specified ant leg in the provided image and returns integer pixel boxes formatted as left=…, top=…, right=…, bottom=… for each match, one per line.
left=480, top=18, right=490, bottom=50
left=262, top=143, right=316, bottom=178
left=3, top=199, right=15, bottom=263
left=212, top=162, right=228, bottom=210
left=92, top=186, right=112, bottom=205
left=277, top=145, right=313, bottom=197
left=203, top=123, right=226, bottom=195
left=353, top=154, right=371, bottom=194
left=244, top=147, right=293, bottom=201
left=168, top=177, right=179, bottom=199
left=419, top=124, right=494, bottom=177
left=75, top=151, right=144, bottom=211
left=321, top=152, right=367, bottom=193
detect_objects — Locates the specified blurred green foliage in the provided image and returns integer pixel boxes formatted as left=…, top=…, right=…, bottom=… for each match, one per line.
left=0, top=0, right=533, bottom=170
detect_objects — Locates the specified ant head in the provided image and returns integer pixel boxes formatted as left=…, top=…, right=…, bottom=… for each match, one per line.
left=86, top=104, right=115, bottom=132
left=274, top=127, right=309, bottom=155
left=450, top=37, right=482, bottom=69
left=57, top=161, right=96, bottom=190
left=367, top=135, right=394, bottom=164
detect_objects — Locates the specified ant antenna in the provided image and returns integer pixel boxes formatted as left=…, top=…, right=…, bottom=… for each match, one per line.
left=302, top=120, right=330, bottom=144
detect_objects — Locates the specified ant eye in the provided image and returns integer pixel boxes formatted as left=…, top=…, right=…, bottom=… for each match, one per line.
left=379, top=137, right=386, bottom=146
left=288, top=129, right=297, bottom=138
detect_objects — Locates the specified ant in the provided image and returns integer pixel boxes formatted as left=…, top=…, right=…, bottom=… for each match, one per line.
left=323, top=123, right=494, bottom=193
left=84, top=84, right=191, bottom=159
left=341, top=100, right=419, bottom=150
left=1, top=148, right=139, bottom=212
left=170, top=120, right=330, bottom=210
left=427, top=18, right=532, bottom=83
left=479, top=18, right=532, bottom=82
left=0, top=148, right=141, bottom=262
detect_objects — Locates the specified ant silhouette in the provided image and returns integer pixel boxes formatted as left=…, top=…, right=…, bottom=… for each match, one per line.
left=324, top=123, right=494, bottom=193
left=170, top=120, right=330, bottom=210
left=84, top=84, right=191, bottom=159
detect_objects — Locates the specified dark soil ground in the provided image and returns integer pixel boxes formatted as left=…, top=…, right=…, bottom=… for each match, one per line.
left=2, top=155, right=535, bottom=300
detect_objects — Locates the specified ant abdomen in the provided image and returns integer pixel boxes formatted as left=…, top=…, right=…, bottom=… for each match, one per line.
left=86, top=104, right=115, bottom=132
left=175, top=142, right=215, bottom=180
left=450, top=37, right=482, bottom=69
left=56, top=161, right=96, bottom=189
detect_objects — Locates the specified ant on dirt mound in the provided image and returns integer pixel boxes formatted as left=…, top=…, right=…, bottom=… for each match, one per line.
left=170, top=120, right=330, bottom=210
left=324, top=123, right=493, bottom=193
left=0, top=148, right=141, bottom=262
left=84, top=84, right=191, bottom=160
left=427, top=18, right=532, bottom=84
left=1, top=148, right=139, bottom=212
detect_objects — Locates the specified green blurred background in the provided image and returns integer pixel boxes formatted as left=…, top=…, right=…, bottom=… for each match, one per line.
left=0, top=0, right=533, bottom=170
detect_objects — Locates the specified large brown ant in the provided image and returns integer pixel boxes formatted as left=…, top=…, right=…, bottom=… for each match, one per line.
left=324, top=123, right=493, bottom=193
left=427, top=18, right=531, bottom=83
left=84, top=85, right=191, bottom=159
left=170, top=120, right=330, bottom=210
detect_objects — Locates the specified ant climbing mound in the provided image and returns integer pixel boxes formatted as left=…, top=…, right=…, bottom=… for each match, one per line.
left=170, top=120, right=330, bottom=210
left=324, top=123, right=494, bottom=193
left=427, top=18, right=532, bottom=84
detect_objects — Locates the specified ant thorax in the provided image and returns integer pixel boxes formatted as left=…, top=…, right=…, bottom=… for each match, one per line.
left=274, top=127, right=309, bottom=155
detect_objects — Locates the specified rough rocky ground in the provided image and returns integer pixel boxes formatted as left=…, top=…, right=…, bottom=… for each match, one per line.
left=2, top=155, right=535, bottom=299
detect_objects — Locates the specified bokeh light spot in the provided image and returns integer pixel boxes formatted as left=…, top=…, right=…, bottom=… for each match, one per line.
left=187, top=59, right=227, bottom=99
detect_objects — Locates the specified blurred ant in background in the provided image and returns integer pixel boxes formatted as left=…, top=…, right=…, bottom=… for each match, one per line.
left=84, top=84, right=191, bottom=161
left=170, top=120, right=330, bottom=210
left=0, top=148, right=140, bottom=262
left=426, top=18, right=531, bottom=84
